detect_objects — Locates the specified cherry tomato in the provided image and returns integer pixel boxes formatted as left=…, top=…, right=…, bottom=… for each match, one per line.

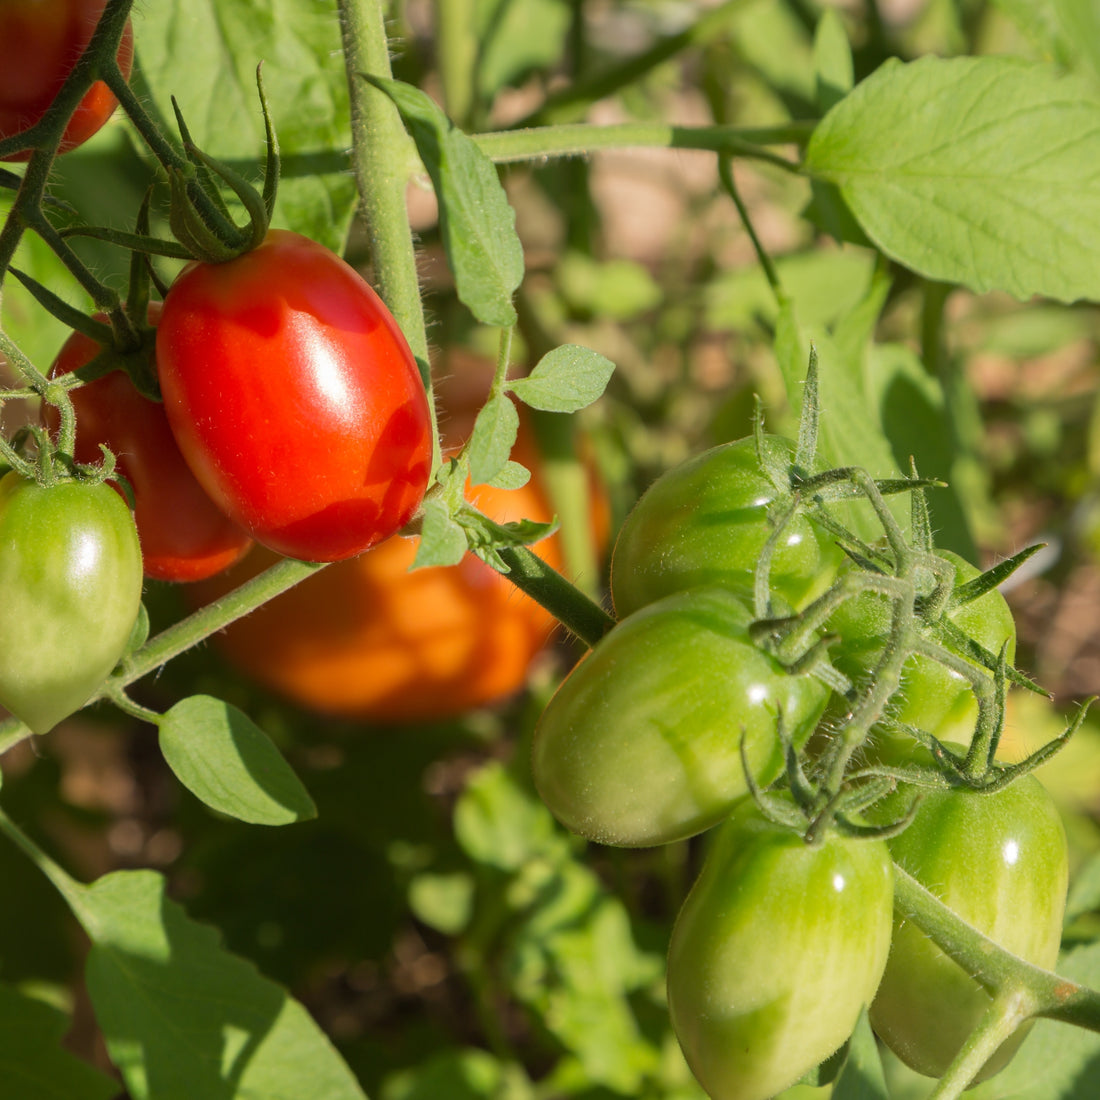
left=189, top=421, right=605, bottom=722
left=828, top=549, right=1017, bottom=741
left=45, top=308, right=254, bottom=583
left=610, top=434, right=844, bottom=620
left=0, top=0, right=133, bottom=160
left=0, top=471, right=142, bottom=733
left=156, top=230, right=433, bottom=562
left=531, top=586, right=829, bottom=847
left=870, top=772, right=1068, bottom=1081
left=667, top=802, right=894, bottom=1100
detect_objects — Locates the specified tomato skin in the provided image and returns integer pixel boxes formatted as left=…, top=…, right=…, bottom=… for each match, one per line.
left=610, top=435, right=843, bottom=620
left=870, top=774, right=1068, bottom=1081
left=828, top=549, right=1017, bottom=740
left=0, top=0, right=133, bottom=160
left=667, top=802, right=894, bottom=1100
left=0, top=472, right=143, bottom=733
left=156, top=230, right=433, bottom=563
left=46, top=309, right=254, bottom=583
left=531, top=586, right=829, bottom=847
left=189, top=449, right=577, bottom=723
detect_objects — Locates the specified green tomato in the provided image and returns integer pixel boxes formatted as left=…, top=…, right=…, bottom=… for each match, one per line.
left=531, top=586, right=829, bottom=847
left=610, top=435, right=843, bottom=620
left=870, top=773, right=1068, bottom=1081
left=828, top=549, right=1016, bottom=741
left=0, top=473, right=143, bottom=733
left=667, top=802, right=894, bottom=1100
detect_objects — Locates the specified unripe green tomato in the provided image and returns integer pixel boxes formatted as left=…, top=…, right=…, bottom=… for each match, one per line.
left=667, top=802, right=894, bottom=1100
left=0, top=472, right=143, bottom=733
left=827, top=549, right=1016, bottom=741
left=610, top=435, right=843, bottom=620
left=531, top=586, right=829, bottom=847
left=870, top=773, right=1068, bottom=1081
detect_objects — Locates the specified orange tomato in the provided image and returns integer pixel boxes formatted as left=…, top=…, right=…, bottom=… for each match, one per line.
left=193, top=415, right=604, bottom=723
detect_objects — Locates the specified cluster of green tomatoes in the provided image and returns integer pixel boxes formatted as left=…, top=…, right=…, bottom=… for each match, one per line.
left=531, top=423, right=1070, bottom=1099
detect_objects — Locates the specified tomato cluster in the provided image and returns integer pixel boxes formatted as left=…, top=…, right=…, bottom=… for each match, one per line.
left=531, top=429, right=1069, bottom=1097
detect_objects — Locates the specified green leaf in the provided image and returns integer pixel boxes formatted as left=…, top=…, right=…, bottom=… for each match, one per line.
left=831, top=1009, right=889, bottom=1099
left=407, top=872, right=476, bottom=936
left=72, top=869, right=367, bottom=1100
left=0, top=983, right=119, bottom=1100
left=1054, top=0, right=1100, bottom=81
left=468, top=393, right=520, bottom=486
left=132, top=0, right=356, bottom=252
left=412, top=496, right=469, bottom=569
left=158, top=696, right=316, bottom=826
left=508, top=345, right=615, bottom=413
left=812, top=6, right=854, bottom=111
left=488, top=461, right=532, bottom=490
left=381, top=1047, right=533, bottom=1100
left=366, top=76, right=523, bottom=327
left=454, top=761, right=567, bottom=870
left=804, top=55, right=1100, bottom=302
left=475, top=0, right=572, bottom=103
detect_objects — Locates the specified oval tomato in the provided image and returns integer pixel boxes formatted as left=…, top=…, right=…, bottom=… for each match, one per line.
left=0, top=471, right=143, bottom=733
left=667, top=802, right=894, bottom=1100
left=870, top=772, right=1068, bottom=1082
left=828, top=549, right=1017, bottom=741
left=531, top=586, right=829, bottom=847
left=156, top=230, right=433, bottom=562
left=45, top=308, right=254, bottom=582
left=610, top=434, right=843, bottom=620
left=190, top=423, right=602, bottom=722
left=0, top=0, right=133, bottom=160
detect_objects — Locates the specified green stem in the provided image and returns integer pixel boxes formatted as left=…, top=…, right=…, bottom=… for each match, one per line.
left=338, top=0, right=440, bottom=472
left=474, top=121, right=807, bottom=170
left=893, top=865, right=1100, bottom=1031
left=496, top=546, right=615, bottom=648
left=927, top=988, right=1035, bottom=1100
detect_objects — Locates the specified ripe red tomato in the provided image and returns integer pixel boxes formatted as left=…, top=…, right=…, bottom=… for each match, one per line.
left=190, top=423, right=602, bottom=722
left=45, top=308, right=254, bottom=583
left=0, top=0, right=133, bottom=160
left=156, top=230, right=434, bottom=563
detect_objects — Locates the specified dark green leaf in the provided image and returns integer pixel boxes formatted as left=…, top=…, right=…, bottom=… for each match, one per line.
left=0, top=983, right=118, bottom=1100
left=805, top=55, right=1100, bottom=302
left=508, top=345, right=615, bottom=413
left=366, top=76, right=523, bottom=326
left=73, top=870, right=367, bottom=1100
left=158, top=696, right=316, bottom=826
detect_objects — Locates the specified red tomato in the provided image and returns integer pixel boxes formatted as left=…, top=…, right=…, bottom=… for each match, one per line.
left=156, top=230, right=434, bottom=563
left=45, top=308, right=254, bottom=583
left=0, top=0, right=133, bottom=160
left=191, top=426, right=600, bottom=722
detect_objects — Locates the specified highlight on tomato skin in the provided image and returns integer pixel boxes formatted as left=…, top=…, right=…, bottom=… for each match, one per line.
left=44, top=307, right=255, bottom=584
left=0, top=0, right=134, bottom=161
left=156, top=230, right=434, bottom=564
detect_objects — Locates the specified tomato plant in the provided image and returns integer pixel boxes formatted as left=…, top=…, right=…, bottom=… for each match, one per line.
left=156, top=229, right=433, bottom=563
left=0, top=470, right=142, bottom=733
left=610, top=434, right=843, bottom=620
left=666, top=801, right=894, bottom=1100
left=45, top=308, right=254, bottom=582
left=870, top=772, right=1069, bottom=1082
left=0, top=0, right=133, bottom=160
left=189, top=423, right=600, bottom=722
left=531, top=585, right=829, bottom=847
left=828, top=549, right=1017, bottom=740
